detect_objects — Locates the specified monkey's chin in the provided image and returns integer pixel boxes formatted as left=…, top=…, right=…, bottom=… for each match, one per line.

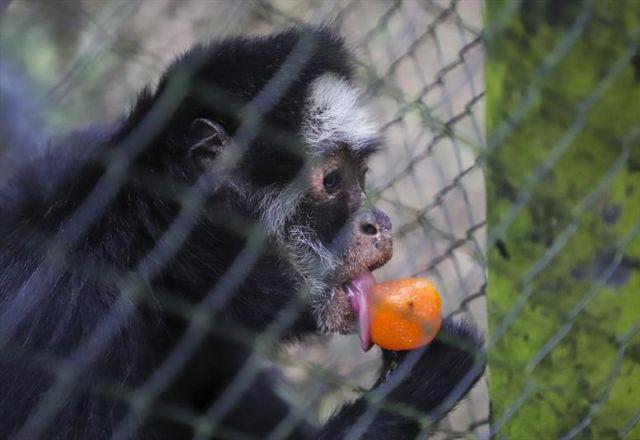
left=316, top=272, right=376, bottom=352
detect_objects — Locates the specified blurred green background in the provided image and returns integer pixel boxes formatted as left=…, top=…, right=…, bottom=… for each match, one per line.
left=486, top=0, right=640, bottom=438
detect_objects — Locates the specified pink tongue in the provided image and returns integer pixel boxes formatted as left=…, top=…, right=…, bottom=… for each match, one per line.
left=345, top=272, right=375, bottom=352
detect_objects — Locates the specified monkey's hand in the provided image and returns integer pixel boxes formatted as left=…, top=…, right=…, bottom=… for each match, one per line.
left=379, top=317, right=484, bottom=417
left=318, top=317, right=484, bottom=440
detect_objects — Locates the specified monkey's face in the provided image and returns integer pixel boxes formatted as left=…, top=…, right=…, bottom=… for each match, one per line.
left=189, top=72, right=391, bottom=348
left=263, top=74, right=392, bottom=350
left=295, top=150, right=392, bottom=348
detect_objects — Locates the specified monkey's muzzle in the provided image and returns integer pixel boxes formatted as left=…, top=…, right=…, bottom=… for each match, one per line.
left=341, top=208, right=392, bottom=351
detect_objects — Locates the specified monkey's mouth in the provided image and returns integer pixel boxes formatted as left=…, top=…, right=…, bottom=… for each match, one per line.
left=344, top=271, right=376, bottom=352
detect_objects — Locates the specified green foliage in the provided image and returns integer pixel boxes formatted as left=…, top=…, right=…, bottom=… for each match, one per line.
left=486, top=0, right=640, bottom=437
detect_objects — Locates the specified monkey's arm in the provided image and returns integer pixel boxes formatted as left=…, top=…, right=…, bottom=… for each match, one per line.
left=317, top=318, right=484, bottom=440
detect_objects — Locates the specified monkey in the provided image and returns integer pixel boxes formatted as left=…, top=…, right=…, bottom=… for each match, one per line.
left=0, top=27, right=484, bottom=439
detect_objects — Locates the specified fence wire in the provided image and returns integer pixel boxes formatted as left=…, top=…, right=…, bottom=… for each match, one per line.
left=0, top=0, right=638, bottom=439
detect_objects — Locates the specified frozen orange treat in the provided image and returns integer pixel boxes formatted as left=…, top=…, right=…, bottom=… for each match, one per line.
left=370, top=278, right=442, bottom=351
left=345, top=274, right=442, bottom=352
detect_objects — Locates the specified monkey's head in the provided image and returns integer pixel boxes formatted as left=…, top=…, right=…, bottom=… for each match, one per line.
left=274, top=73, right=392, bottom=350
left=258, top=72, right=393, bottom=351
left=130, top=27, right=391, bottom=350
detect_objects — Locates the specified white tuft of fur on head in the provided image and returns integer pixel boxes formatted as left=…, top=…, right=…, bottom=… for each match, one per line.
left=303, top=74, right=378, bottom=156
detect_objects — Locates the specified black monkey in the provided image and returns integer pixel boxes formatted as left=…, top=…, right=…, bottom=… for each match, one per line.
left=0, top=27, right=484, bottom=439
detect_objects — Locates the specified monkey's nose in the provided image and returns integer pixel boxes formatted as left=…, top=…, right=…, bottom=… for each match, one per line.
left=359, top=209, right=392, bottom=236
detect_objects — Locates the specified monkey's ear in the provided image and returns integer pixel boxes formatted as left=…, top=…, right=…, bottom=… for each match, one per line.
left=187, top=118, right=230, bottom=167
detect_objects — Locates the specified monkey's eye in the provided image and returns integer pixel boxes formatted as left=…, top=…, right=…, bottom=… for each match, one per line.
left=323, top=170, right=342, bottom=193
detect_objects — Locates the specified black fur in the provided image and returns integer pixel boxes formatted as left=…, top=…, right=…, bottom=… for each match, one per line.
left=0, top=27, right=484, bottom=439
left=319, top=318, right=484, bottom=440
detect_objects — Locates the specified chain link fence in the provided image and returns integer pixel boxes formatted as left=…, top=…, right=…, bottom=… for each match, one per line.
left=1, top=0, right=638, bottom=439
left=486, top=1, right=639, bottom=439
